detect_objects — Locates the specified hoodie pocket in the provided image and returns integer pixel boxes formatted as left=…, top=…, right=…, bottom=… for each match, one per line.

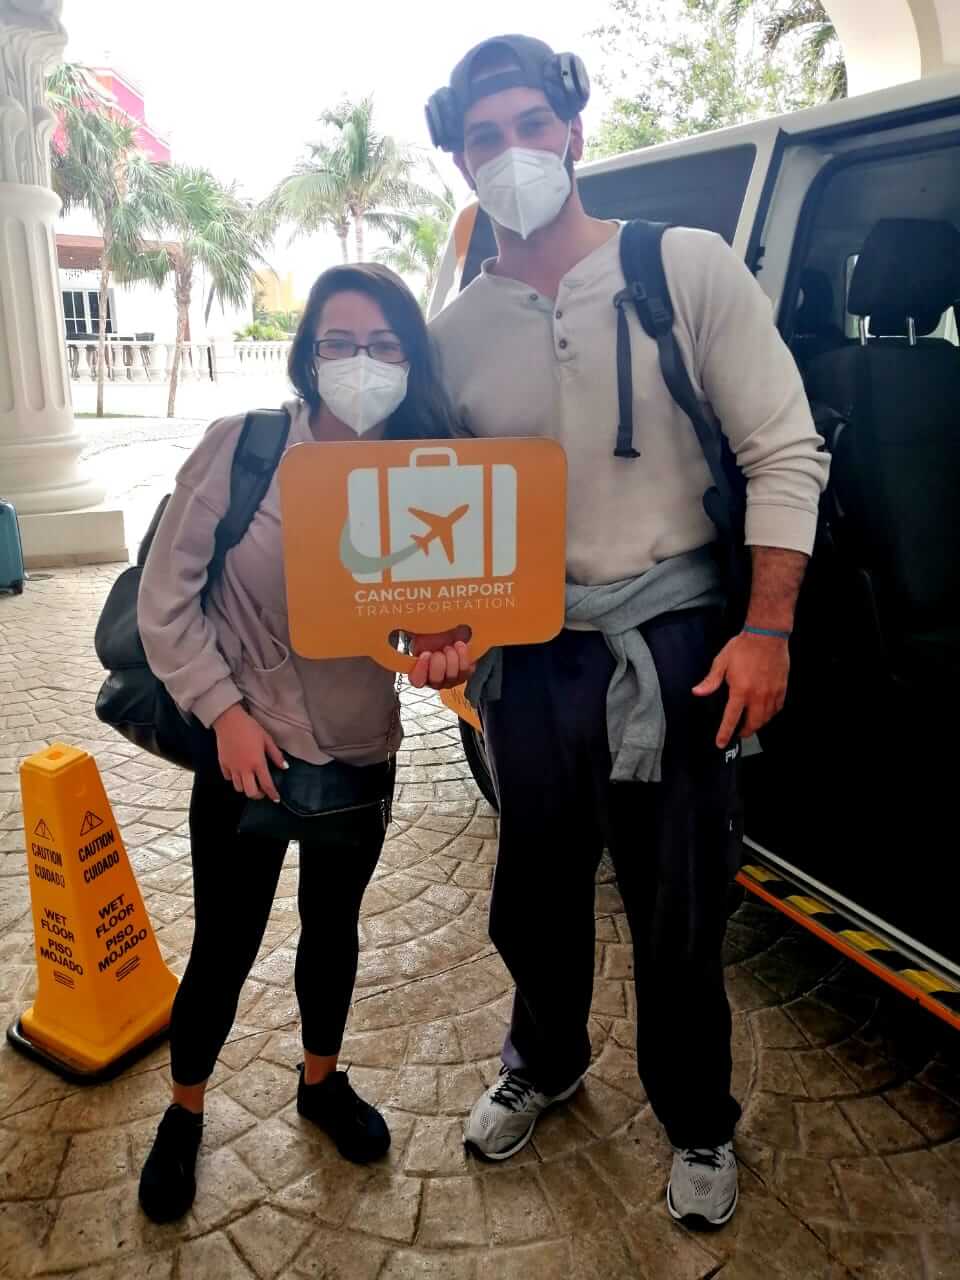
left=247, top=607, right=292, bottom=674
left=240, top=622, right=310, bottom=729
left=250, top=633, right=290, bottom=674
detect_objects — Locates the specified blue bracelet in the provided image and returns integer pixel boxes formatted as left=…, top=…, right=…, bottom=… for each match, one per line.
left=742, top=624, right=791, bottom=641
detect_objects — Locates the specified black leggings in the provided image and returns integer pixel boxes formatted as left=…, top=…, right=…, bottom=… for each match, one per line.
left=169, top=765, right=387, bottom=1086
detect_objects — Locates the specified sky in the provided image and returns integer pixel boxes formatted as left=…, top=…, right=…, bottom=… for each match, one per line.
left=63, top=0, right=615, bottom=295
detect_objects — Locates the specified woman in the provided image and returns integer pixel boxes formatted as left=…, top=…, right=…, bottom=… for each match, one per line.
left=136, top=264, right=465, bottom=1223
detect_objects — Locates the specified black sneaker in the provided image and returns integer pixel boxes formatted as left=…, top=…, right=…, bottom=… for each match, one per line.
left=138, top=1104, right=203, bottom=1223
left=296, top=1066, right=390, bottom=1163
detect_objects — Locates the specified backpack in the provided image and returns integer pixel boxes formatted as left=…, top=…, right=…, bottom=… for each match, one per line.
left=615, top=219, right=750, bottom=629
left=94, top=408, right=291, bottom=769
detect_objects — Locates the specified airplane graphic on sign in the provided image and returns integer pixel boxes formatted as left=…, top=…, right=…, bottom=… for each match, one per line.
left=409, top=505, right=470, bottom=561
left=280, top=438, right=566, bottom=674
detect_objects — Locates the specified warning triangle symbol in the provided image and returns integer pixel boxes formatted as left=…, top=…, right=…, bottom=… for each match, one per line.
left=79, top=811, right=103, bottom=836
left=33, top=819, right=54, bottom=841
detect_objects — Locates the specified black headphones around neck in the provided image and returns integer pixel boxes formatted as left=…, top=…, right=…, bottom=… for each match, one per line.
left=425, top=51, right=590, bottom=153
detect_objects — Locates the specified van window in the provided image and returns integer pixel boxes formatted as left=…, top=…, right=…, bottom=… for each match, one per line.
left=798, top=141, right=960, bottom=348
left=461, top=143, right=756, bottom=289
left=943, top=307, right=959, bottom=346
left=579, top=144, right=757, bottom=240
left=843, top=253, right=859, bottom=338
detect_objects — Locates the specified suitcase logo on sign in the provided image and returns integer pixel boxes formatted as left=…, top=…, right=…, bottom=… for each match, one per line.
left=340, top=447, right=518, bottom=584
left=279, top=435, right=567, bottom=671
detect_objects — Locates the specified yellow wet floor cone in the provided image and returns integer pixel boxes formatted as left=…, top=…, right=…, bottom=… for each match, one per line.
left=7, top=742, right=178, bottom=1082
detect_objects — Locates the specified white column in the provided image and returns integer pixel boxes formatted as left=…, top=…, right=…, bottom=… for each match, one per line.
left=0, top=0, right=126, bottom=565
left=825, top=0, right=960, bottom=95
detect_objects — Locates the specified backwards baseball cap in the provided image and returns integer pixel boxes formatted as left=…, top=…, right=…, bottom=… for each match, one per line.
left=425, top=34, right=590, bottom=152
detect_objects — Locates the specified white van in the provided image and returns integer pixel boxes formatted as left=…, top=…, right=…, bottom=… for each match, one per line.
left=427, top=71, right=960, bottom=1031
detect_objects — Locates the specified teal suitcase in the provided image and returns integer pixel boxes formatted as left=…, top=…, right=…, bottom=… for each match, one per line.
left=0, top=499, right=25, bottom=594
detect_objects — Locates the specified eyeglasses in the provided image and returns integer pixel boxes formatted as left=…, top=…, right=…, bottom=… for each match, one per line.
left=313, top=339, right=407, bottom=364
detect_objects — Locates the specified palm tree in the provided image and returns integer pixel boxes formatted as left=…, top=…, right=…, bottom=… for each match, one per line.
left=262, top=145, right=352, bottom=263
left=268, top=96, right=428, bottom=263
left=725, top=0, right=846, bottom=99
left=52, top=106, right=168, bottom=417
left=762, top=1, right=846, bottom=99
left=47, top=62, right=114, bottom=123
left=150, top=166, right=264, bottom=417
left=374, top=163, right=458, bottom=305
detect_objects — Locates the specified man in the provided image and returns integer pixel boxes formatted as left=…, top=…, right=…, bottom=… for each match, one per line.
left=412, top=34, right=829, bottom=1229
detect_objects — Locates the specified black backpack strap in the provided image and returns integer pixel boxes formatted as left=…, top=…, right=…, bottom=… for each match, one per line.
left=616, top=221, right=752, bottom=624
left=137, top=493, right=171, bottom=567
left=612, top=219, right=669, bottom=458
left=208, top=408, right=291, bottom=587
left=616, top=220, right=738, bottom=531
left=612, top=273, right=641, bottom=459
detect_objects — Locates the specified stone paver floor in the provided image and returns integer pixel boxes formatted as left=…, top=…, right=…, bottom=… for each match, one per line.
left=1, top=568, right=959, bottom=1279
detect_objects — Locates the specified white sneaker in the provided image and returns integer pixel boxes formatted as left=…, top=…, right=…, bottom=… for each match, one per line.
left=464, top=1067, right=583, bottom=1161
left=667, top=1142, right=739, bottom=1228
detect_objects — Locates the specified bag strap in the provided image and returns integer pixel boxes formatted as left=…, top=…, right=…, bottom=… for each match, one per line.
left=208, top=408, right=291, bottom=588
left=136, top=493, right=171, bottom=567
left=615, top=219, right=738, bottom=533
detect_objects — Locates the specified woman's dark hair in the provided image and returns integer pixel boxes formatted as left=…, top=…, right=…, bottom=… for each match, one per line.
left=288, top=263, right=459, bottom=439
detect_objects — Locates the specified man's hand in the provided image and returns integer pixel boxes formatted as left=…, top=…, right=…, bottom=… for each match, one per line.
left=408, top=626, right=475, bottom=690
left=694, top=545, right=807, bottom=747
left=693, top=632, right=790, bottom=749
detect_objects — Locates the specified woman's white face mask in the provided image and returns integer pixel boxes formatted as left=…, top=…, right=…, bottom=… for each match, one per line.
left=473, top=123, right=572, bottom=240
left=315, top=354, right=409, bottom=435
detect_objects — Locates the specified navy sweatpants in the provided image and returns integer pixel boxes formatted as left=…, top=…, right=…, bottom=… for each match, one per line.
left=481, top=607, right=743, bottom=1149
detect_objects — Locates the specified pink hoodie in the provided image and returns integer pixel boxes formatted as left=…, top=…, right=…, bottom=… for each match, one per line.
left=138, top=401, right=401, bottom=765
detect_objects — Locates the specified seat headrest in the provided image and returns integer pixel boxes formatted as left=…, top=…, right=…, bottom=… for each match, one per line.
left=795, top=268, right=834, bottom=334
left=869, top=305, right=947, bottom=338
left=848, top=219, right=960, bottom=334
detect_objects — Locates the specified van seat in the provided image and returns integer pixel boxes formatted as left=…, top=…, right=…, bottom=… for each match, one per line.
left=805, top=218, right=960, bottom=683
left=791, top=267, right=847, bottom=366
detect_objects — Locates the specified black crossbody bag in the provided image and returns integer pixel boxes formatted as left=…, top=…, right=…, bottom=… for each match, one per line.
left=237, top=754, right=396, bottom=841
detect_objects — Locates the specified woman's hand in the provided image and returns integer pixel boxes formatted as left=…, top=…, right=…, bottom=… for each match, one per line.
left=213, top=704, right=286, bottom=801
left=408, top=627, right=475, bottom=690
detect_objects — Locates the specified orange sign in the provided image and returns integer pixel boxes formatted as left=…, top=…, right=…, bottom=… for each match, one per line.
left=280, top=438, right=567, bottom=673
left=9, top=743, right=177, bottom=1080
left=439, top=684, right=483, bottom=732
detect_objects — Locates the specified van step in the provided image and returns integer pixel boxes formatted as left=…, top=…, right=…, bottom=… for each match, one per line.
left=737, top=859, right=960, bottom=1031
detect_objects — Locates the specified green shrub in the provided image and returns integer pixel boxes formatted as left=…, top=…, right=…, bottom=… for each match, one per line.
left=234, top=321, right=288, bottom=341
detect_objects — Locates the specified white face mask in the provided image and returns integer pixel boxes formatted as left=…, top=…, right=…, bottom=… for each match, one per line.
left=473, top=124, right=572, bottom=240
left=315, top=354, right=409, bottom=435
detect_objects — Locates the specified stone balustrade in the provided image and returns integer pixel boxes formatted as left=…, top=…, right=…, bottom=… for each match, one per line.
left=64, top=339, right=294, bottom=382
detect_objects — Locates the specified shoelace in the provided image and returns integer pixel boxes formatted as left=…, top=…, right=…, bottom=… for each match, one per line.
left=490, top=1071, right=536, bottom=1113
left=680, top=1146, right=725, bottom=1169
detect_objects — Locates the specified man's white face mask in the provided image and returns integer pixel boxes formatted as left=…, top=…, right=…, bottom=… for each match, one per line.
left=473, top=124, right=572, bottom=240
left=315, top=354, right=409, bottom=435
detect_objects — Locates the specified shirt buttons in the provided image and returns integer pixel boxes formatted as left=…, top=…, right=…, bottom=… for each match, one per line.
left=558, top=338, right=569, bottom=350
left=528, top=292, right=539, bottom=302
left=555, top=309, right=563, bottom=319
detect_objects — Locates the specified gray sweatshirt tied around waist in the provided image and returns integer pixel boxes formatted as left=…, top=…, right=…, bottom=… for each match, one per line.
left=465, top=546, right=724, bottom=783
